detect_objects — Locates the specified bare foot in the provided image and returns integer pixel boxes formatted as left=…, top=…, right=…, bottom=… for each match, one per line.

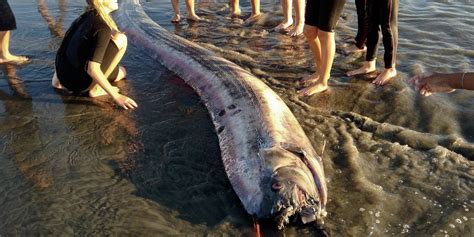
left=229, top=9, right=241, bottom=17
left=0, top=54, right=29, bottom=64
left=89, top=85, right=120, bottom=98
left=347, top=61, right=376, bottom=76
left=372, top=68, right=397, bottom=86
left=287, top=24, right=304, bottom=37
left=245, top=13, right=263, bottom=24
left=273, top=20, right=293, bottom=32
left=345, top=44, right=366, bottom=54
left=187, top=14, right=202, bottom=21
left=301, top=72, right=320, bottom=83
left=298, top=81, right=328, bottom=96
left=51, top=72, right=64, bottom=89
left=171, top=14, right=181, bottom=23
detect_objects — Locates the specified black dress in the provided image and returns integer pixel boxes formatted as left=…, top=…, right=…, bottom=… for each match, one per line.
left=55, top=10, right=119, bottom=93
left=0, top=0, right=17, bottom=31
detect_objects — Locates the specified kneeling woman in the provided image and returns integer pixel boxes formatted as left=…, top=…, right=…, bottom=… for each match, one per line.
left=52, top=0, right=137, bottom=110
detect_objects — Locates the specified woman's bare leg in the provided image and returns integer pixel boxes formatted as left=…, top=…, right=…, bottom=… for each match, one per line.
left=185, top=0, right=201, bottom=21
left=0, top=31, right=28, bottom=64
left=287, top=0, right=305, bottom=36
left=103, top=33, right=127, bottom=80
left=301, top=25, right=322, bottom=83
left=273, top=0, right=293, bottom=32
left=89, top=33, right=127, bottom=97
left=245, top=0, right=262, bottom=23
left=171, top=0, right=181, bottom=22
left=230, top=0, right=241, bottom=16
left=300, top=29, right=335, bottom=96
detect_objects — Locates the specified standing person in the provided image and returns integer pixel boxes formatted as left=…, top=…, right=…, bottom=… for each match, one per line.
left=273, top=0, right=305, bottom=36
left=170, top=0, right=201, bottom=23
left=346, top=0, right=399, bottom=86
left=299, top=0, right=347, bottom=96
left=0, top=0, right=29, bottom=64
left=230, top=0, right=262, bottom=24
left=52, top=0, right=137, bottom=110
left=346, top=0, right=368, bottom=53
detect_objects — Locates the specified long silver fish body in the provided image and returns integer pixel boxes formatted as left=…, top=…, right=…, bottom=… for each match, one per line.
left=115, top=0, right=327, bottom=229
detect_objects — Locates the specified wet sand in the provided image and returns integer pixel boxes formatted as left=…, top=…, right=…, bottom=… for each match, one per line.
left=0, top=0, right=472, bottom=236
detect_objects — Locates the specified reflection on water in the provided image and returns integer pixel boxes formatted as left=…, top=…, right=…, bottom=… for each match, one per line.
left=0, top=0, right=473, bottom=236
left=37, top=0, right=66, bottom=38
left=0, top=64, right=49, bottom=190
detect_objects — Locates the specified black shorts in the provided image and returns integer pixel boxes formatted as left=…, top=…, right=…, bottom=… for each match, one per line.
left=0, top=0, right=17, bottom=31
left=56, top=40, right=120, bottom=93
left=305, top=0, right=346, bottom=32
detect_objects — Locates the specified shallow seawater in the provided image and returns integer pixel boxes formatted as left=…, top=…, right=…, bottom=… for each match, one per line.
left=0, top=0, right=472, bottom=236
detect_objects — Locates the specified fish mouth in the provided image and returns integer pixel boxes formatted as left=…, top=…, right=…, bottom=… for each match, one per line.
left=271, top=183, right=323, bottom=230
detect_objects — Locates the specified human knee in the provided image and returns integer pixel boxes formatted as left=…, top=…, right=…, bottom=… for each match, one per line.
left=303, top=26, right=318, bottom=40
left=113, top=33, right=128, bottom=50
left=317, top=30, right=333, bottom=40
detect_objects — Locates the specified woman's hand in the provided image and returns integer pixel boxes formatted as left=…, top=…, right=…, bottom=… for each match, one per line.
left=113, top=94, right=138, bottom=110
left=409, top=73, right=455, bottom=96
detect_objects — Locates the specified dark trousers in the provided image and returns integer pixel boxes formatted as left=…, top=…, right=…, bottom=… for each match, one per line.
left=365, top=0, right=399, bottom=68
left=354, top=0, right=368, bottom=49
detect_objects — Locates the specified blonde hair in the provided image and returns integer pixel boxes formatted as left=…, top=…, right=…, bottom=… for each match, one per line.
left=86, top=0, right=119, bottom=32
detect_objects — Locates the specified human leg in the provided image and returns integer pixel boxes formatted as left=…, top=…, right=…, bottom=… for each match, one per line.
left=300, top=0, right=322, bottom=83
left=185, top=0, right=202, bottom=21
left=0, top=0, right=28, bottom=63
left=301, top=25, right=322, bottom=83
left=245, top=0, right=263, bottom=23
left=0, top=31, right=28, bottom=64
left=230, top=0, right=241, bottom=16
left=347, top=0, right=378, bottom=76
left=273, top=0, right=293, bottom=32
left=300, top=0, right=345, bottom=84
left=346, top=0, right=367, bottom=52
left=88, top=33, right=127, bottom=97
left=299, top=29, right=334, bottom=96
left=103, top=33, right=127, bottom=80
left=171, top=0, right=181, bottom=22
left=287, top=0, right=305, bottom=36
left=372, top=0, right=398, bottom=85
left=300, top=0, right=345, bottom=95
left=354, top=0, right=368, bottom=49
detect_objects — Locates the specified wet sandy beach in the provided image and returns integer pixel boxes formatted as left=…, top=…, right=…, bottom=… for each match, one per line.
left=0, top=0, right=472, bottom=236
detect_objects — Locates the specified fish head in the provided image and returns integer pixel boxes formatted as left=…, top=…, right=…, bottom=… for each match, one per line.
left=260, top=146, right=326, bottom=230
left=270, top=166, right=324, bottom=230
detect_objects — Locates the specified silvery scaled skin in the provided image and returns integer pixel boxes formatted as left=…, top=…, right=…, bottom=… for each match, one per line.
left=114, top=0, right=327, bottom=229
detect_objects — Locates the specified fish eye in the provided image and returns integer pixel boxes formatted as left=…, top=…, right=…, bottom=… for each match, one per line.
left=271, top=181, right=283, bottom=191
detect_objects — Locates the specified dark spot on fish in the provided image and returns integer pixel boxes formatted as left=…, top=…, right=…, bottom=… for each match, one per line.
left=227, top=104, right=236, bottom=110
left=217, top=126, right=225, bottom=134
left=218, top=109, right=226, bottom=116
left=231, top=109, right=242, bottom=116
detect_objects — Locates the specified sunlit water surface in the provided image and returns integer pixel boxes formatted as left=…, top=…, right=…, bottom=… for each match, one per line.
left=0, top=0, right=472, bottom=236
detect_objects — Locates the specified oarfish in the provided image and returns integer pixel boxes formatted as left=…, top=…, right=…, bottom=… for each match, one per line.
left=114, top=0, right=327, bottom=229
